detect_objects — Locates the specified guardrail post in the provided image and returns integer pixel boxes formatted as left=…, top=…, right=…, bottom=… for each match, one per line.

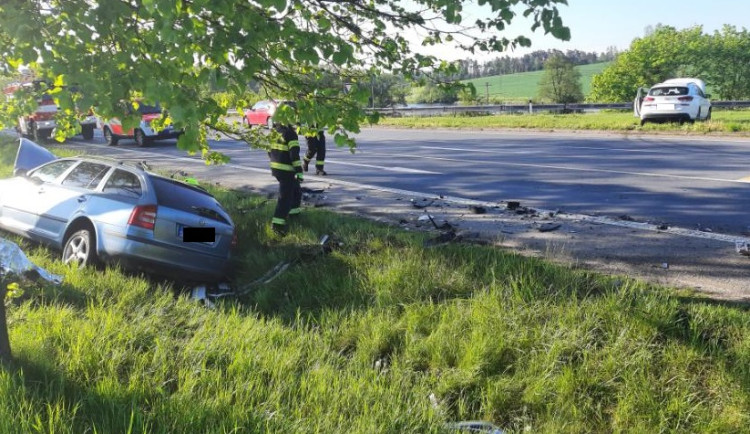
left=528, top=99, right=533, bottom=115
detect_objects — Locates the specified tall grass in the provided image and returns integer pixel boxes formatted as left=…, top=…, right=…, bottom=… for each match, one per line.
left=1, top=134, right=750, bottom=433
left=377, top=109, right=750, bottom=134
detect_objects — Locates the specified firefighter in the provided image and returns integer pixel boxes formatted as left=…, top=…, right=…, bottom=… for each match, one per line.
left=268, top=123, right=303, bottom=235
left=302, top=130, right=327, bottom=175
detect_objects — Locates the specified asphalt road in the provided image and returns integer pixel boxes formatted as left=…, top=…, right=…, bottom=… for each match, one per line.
left=60, top=127, right=750, bottom=237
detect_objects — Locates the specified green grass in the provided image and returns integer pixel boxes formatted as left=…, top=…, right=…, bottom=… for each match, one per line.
left=377, top=109, right=750, bottom=134
left=462, top=62, right=611, bottom=103
left=2, top=134, right=750, bottom=433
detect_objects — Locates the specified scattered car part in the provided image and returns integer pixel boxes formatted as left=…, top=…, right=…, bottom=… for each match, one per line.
left=538, top=223, right=561, bottom=233
left=0, top=237, right=63, bottom=284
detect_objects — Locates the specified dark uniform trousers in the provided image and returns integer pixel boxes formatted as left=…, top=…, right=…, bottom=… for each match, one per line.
left=304, top=131, right=326, bottom=172
left=272, top=171, right=301, bottom=226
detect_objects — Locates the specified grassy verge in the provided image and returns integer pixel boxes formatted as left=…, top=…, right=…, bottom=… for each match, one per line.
left=376, top=109, right=750, bottom=134
left=2, top=134, right=750, bottom=433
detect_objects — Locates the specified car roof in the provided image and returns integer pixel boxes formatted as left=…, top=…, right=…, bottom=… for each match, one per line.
left=658, top=78, right=706, bottom=92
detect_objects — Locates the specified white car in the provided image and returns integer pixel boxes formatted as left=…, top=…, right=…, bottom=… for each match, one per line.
left=634, top=78, right=711, bottom=126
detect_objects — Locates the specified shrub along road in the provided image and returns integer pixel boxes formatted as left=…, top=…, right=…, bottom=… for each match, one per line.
left=55, top=127, right=750, bottom=300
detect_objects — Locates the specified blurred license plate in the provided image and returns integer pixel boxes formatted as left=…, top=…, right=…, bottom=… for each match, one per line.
left=657, top=104, right=675, bottom=110
left=178, top=225, right=215, bottom=243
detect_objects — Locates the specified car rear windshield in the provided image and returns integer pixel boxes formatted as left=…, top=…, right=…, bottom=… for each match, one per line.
left=650, top=87, right=689, bottom=96
left=150, top=177, right=230, bottom=225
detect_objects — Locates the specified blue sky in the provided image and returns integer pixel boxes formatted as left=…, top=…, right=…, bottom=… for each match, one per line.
left=424, top=0, right=750, bottom=59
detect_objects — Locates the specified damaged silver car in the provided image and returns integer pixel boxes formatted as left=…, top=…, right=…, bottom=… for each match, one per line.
left=0, top=139, right=235, bottom=283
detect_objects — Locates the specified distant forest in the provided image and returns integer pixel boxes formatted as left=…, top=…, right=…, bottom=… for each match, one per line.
left=452, top=47, right=619, bottom=79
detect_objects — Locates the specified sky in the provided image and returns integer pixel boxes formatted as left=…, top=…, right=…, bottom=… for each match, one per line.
left=420, top=0, right=750, bottom=60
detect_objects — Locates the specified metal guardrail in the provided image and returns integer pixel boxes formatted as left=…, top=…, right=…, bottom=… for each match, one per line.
left=230, top=102, right=750, bottom=118
left=369, top=101, right=750, bottom=117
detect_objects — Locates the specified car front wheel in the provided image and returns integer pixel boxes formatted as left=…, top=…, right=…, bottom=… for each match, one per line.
left=104, top=127, right=118, bottom=146
left=63, top=228, right=98, bottom=268
left=134, top=128, right=148, bottom=147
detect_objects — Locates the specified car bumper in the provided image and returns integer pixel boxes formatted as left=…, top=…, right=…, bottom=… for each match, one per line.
left=34, top=120, right=56, bottom=130
left=100, top=229, right=232, bottom=282
left=641, top=112, right=693, bottom=122
left=79, top=115, right=97, bottom=126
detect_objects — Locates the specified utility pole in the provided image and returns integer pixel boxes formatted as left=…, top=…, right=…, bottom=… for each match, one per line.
left=371, top=75, right=376, bottom=109
left=484, top=82, right=491, bottom=105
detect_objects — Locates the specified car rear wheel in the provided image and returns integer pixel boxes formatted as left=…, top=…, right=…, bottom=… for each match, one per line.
left=134, top=128, right=149, bottom=147
left=63, top=228, right=98, bottom=268
left=104, top=127, right=118, bottom=146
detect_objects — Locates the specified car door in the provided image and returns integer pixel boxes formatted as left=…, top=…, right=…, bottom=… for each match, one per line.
left=633, top=87, right=648, bottom=117
left=34, top=161, right=111, bottom=243
left=0, top=160, right=77, bottom=237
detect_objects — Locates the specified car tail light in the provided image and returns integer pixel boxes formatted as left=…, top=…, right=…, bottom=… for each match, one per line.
left=677, top=96, right=693, bottom=102
left=644, top=97, right=655, bottom=102
left=128, top=205, right=157, bottom=230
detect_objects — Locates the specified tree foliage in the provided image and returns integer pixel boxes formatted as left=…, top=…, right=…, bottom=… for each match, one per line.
left=698, top=25, right=750, bottom=100
left=0, top=0, right=570, bottom=159
left=537, top=54, right=582, bottom=105
left=587, top=25, right=750, bottom=102
left=589, top=26, right=705, bottom=103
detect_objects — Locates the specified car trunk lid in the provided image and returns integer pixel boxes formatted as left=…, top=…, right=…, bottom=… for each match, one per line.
left=13, top=138, right=57, bottom=176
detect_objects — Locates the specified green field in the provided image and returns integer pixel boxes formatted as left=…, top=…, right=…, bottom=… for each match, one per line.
left=462, top=62, right=611, bottom=103
left=2, top=134, right=750, bottom=432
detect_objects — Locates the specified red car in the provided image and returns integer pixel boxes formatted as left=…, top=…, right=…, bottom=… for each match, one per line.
left=243, top=100, right=294, bottom=129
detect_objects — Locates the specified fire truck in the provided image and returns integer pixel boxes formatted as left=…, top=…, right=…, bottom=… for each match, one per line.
left=2, top=78, right=97, bottom=141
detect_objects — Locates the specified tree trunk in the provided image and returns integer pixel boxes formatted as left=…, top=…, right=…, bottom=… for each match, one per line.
left=0, top=283, right=11, bottom=364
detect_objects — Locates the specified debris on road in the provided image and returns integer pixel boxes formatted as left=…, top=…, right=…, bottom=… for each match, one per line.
left=506, top=201, right=520, bottom=210
left=469, top=205, right=486, bottom=214
left=538, top=223, right=562, bottom=233
left=656, top=224, right=669, bottom=231
left=736, top=241, right=750, bottom=257
left=619, top=214, right=635, bottom=221
left=411, top=198, right=435, bottom=209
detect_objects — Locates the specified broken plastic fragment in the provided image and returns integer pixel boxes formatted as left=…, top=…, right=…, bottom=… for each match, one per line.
left=0, top=238, right=62, bottom=284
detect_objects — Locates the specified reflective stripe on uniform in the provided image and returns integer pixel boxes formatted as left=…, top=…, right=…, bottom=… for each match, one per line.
left=289, top=208, right=301, bottom=215
left=270, top=162, right=295, bottom=171
left=292, top=160, right=302, bottom=167
left=288, top=140, right=300, bottom=148
left=315, top=161, right=325, bottom=166
left=270, top=143, right=289, bottom=151
left=272, top=217, right=286, bottom=225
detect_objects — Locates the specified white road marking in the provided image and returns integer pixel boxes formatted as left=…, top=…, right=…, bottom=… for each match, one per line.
left=323, top=159, right=440, bottom=174
left=372, top=150, right=745, bottom=184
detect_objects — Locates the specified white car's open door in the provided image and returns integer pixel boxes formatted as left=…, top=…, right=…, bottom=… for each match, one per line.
left=634, top=87, right=648, bottom=117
